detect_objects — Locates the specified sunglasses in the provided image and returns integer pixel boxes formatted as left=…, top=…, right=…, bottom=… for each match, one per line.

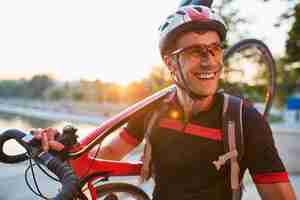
left=170, top=43, right=223, bottom=62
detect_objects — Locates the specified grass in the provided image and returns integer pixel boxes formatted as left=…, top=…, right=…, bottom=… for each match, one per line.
left=268, top=114, right=284, bottom=123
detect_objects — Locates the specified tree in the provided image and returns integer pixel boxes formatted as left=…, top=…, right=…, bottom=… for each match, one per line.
left=275, top=2, right=300, bottom=102
left=102, top=82, right=124, bottom=103
left=144, top=65, right=172, bottom=93
left=0, top=80, right=20, bottom=97
left=27, top=74, right=54, bottom=98
left=45, top=87, right=65, bottom=100
left=94, top=79, right=105, bottom=102
left=214, top=0, right=249, bottom=46
left=285, top=3, right=300, bottom=63
left=125, top=81, right=150, bottom=103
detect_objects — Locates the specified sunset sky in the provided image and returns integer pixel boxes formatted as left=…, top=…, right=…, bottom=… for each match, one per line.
left=0, top=0, right=292, bottom=85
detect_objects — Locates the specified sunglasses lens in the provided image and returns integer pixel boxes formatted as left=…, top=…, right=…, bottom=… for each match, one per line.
left=178, top=44, right=222, bottom=61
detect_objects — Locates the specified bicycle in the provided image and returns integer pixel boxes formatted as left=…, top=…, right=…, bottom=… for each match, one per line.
left=0, top=39, right=277, bottom=200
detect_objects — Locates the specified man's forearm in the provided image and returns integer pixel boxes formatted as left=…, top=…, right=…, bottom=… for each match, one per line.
left=89, top=135, right=138, bottom=161
left=91, top=144, right=124, bottom=160
left=257, top=182, right=297, bottom=200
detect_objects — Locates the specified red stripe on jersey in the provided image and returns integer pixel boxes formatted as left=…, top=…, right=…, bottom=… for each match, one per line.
left=159, top=118, right=185, bottom=131
left=119, top=128, right=140, bottom=146
left=185, top=123, right=223, bottom=141
left=252, top=172, right=289, bottom=184
left=159, top=118, right=222, bottom=141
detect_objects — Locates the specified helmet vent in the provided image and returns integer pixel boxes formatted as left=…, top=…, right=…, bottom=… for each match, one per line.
left=176, top=10, right=186, bottom=15
left=160, top=22, right=169, bottom=31
left=193, top=6, right=203, bottom=13
left=167, top=14, right=174, bottom=20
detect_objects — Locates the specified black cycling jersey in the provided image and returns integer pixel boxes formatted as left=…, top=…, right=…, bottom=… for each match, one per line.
left=120, top=92, right=288, bottom=200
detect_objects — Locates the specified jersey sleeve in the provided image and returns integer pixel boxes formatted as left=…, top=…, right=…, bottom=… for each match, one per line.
left=242, top=103, right=289, bottom=184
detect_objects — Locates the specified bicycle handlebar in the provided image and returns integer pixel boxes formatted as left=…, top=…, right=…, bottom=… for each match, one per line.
left=0, top=129, right=29, bottom=163
left=0, top=129, right=79, bottom=200
left=38, top=151, right=79, bottom=200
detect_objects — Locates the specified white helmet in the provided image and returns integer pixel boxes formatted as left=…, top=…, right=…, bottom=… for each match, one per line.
left=159, top=5, right=227, bottom=56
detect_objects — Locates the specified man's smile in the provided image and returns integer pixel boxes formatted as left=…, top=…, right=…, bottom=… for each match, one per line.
left=193, top=70, right=219, bottom=80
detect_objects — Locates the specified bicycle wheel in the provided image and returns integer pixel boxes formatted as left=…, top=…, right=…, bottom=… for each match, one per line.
left=222, top=39, right=276, bottom=118
left=94, top=182, right=151, bottom=200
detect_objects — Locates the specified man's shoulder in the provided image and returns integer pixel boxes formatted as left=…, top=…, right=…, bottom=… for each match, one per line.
left=220, top=94, right=269, bottom=134
left=128, top=93, right=171, bottom=124
left=242, top=99, right=263, bottom=120
left=240, top=99, right=273, bottom=139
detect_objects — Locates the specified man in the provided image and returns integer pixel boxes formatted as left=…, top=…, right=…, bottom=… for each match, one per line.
left=36, top=4, right=296, bottom=200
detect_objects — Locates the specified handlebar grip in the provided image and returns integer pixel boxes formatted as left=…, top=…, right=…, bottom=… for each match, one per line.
left=38, top=152, right=79, bottom=200
left=0, top=129, right=29, bottom=163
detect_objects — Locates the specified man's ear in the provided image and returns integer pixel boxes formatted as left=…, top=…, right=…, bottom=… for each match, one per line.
left=163, top=55, right=178, bottom=72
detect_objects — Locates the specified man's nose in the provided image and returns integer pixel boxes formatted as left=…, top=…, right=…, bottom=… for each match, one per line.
left=199, top=50, right=213, bottom=69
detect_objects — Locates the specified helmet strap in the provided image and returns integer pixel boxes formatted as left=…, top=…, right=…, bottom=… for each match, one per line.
left=171, top=55, right=224, bottom=100
left=172, top=57, right=210, bottom=100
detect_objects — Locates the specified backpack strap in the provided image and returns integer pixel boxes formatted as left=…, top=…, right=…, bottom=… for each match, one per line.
left=139, top=94, right=172, bottom=183
left=223, top=93, right=244, bottom=160
left=222, top=93, right=244, bottom=200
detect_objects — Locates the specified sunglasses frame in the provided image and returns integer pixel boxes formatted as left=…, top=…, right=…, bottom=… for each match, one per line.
left=170, top=43, right=224, bottom=61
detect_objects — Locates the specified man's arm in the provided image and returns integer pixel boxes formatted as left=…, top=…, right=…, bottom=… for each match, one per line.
left=242, top=104, right=297, bottom=199
left=89, top=131, right=139, bottom=160
left=35, top=104, right=147, bottom=160
left=256, top=182, right=296, bottom=200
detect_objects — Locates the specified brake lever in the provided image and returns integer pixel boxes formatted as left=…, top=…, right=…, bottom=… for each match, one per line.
left=55, top=124, right=79, bottom=160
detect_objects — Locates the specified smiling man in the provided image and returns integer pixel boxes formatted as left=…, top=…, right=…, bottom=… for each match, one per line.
left=93, top=3, right=296, bottom=200
left=37, top=2, right=296, bottom=200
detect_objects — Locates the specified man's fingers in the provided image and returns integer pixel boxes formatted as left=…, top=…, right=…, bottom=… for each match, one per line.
left=47, top=128, right=59, bottom=141
left=31, top=127, right=62, bottom=152
left=33, top=132, right=42, bottom=140
left=49, top=141, right=65, bottom=151
left=32, top=128, right=43, bottom=139
left=41, top=131, right=49, bottom=152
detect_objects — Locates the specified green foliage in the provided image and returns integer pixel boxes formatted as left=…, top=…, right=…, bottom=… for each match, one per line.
left=46, top=87, right=66, bottom=100
left=268, top=114, right=284, bottom=123
left=286, top=3, right=300, bottom=63
left=27, top=75, right=54, bottom=98
left=0, top=74, right=54, bottom=99
left=143, top=65, right=172, bottom=93
left=125, top=81, right=148, bottom=103
left=101, top=83, right=123, bottom=103
left=72, top=91, right=84, bottom=101
left=0, top=80, right=22, bottom=97
left=215, top=0, right=249, bottom=43
left=265, top=1, right=300, bottom=107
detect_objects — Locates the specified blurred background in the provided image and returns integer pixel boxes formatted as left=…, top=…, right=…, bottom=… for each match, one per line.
left=0, top=0, right=299, bottom=199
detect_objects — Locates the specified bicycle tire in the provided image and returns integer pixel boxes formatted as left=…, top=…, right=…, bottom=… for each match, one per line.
left=223, top=38, right=276, bottom=118
left=94, top=182, right=151, bottom=200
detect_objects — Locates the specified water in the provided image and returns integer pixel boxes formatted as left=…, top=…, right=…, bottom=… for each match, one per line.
left=0, top=112, right=298, bottom=199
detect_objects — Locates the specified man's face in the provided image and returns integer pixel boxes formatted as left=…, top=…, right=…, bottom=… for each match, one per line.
left=171, top=31, right=223, bottom=97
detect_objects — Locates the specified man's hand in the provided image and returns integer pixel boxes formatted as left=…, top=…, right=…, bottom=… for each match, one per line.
left=32, top=128, right=65, bottom=152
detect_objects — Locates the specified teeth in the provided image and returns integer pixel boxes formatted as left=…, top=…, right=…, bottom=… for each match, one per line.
left=195, top=72, right=215, bottom=79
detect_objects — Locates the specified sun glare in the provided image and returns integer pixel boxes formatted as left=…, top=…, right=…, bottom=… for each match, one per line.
left=242, top=61, right=259, bottom=84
